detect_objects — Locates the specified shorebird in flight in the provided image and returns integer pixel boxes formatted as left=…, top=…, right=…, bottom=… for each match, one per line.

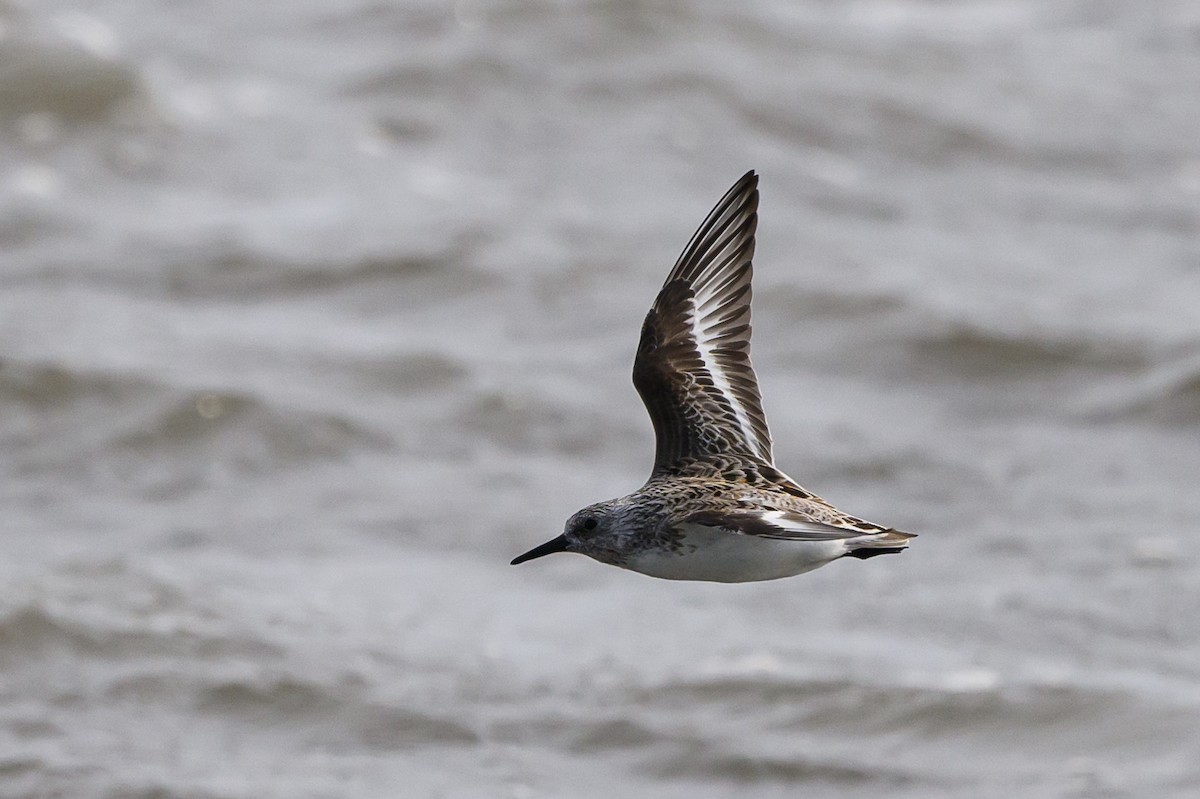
left=511, top=171, right=913, bottom=582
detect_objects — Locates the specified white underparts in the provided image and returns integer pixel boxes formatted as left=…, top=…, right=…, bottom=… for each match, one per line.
left=623, top=523, right=853, bottom=583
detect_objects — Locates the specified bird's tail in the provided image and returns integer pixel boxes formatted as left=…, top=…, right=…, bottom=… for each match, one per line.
left=845, top=529, right=915, bottom=560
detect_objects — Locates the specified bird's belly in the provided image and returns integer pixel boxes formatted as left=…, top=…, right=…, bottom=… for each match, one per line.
left=623, top=524, right=846, bottom=583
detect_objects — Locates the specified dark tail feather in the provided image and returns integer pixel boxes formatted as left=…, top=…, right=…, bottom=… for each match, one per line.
left=845, top=546, right=907, bottom=560
left=844, top=528, right=914, bottom=560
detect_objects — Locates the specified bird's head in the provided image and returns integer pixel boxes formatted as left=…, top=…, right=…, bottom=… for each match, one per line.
left=510, top=500, right=624, bottom=566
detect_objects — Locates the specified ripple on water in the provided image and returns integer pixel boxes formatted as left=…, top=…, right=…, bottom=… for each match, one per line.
left=1093, top=353, right=1200, bottom=426
left=195, top=676, right=480, bottom=749
left=0, top=42, right=143, bottom=124
left=905, top=322, right=1147, bottom=379
left=0, top=360, right=389, bottom=490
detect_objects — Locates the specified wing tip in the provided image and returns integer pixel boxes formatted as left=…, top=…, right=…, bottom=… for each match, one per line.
left=732, top=169, right=759, bottom=206
left=633, top=169, right=773, bottom=473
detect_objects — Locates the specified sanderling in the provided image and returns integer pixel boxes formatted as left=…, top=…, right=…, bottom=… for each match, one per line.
left=511, top=171, right=913, bottom=582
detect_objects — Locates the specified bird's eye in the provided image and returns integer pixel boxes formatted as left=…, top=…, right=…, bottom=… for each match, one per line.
left=582, top=517, right=598, bottom=531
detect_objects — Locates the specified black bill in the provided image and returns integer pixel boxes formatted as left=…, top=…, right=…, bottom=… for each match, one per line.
left=510, top=534, right=569, bottom=565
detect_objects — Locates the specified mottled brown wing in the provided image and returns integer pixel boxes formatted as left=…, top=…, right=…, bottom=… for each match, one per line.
left=633, top=171, right=774, bottom=477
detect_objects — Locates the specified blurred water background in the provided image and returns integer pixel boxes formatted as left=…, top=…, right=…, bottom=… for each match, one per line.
left=2, top=1, right=1200, bottom=797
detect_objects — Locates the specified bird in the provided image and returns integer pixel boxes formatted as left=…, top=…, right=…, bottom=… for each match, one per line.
left=511, top=171, right=913, bottom=582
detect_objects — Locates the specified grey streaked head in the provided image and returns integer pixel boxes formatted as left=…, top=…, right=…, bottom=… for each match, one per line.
left=510, top=500, right=627, bottom=566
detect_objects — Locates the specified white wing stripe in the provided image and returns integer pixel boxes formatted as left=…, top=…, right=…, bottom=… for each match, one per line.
left=757, top=511, right=874, bottom=539
left=690, top=296, right=765, bottom=459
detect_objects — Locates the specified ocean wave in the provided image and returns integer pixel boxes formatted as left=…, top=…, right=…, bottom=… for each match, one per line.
left=492, top=712, right=659, bottom=755
left=0, top=14, right=145, bottom=125
left=1, top=762, right=237, bottom=799
left=99, top=785, right=232, bottom=799
left=0, top=602, right=276, bottom=669
left=150, top=242, right=497, bottom=304
left=195, top=675, right=342, bottom=717
left=344, top=53, right=515, bottom=103
left=645, top=742, right=908, bottom=786
left=763, top=295, right=1149, bottom=389
left=808, top=448, right=965, bottom=488
left=196, top=676, right=479, bottom=748
left=0, top=582, right=284, bottom=669
left=106, top=388, right=388, bottom=464
left=1086, top=353, right=1200, bottom=425
left=456, top=386, right=640, bottom=458
left=0, top=604, right=107, bottom=662
left=0, top=756, right=41, bottom=779
left=0, top=359, right=135, bottom=408
left=905, top=322, right=1146, bottom=378
left=351, top=703, right=479, bottom=749
left=566, top=717, right=659, bottom=752
left=0, top=360, right=387, bottom=475
left=640, top=670, right=1158, bottom=743
left=354, top=351, right=469, bottom=396
left=755, top=283, right=908, bottom=321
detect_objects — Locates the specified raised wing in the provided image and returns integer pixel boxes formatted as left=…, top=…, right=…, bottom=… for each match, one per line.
left=633, top=171, right=774, bottom=476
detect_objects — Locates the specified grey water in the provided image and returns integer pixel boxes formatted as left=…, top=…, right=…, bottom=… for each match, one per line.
left=2, top=1, right=1199, bottom=797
